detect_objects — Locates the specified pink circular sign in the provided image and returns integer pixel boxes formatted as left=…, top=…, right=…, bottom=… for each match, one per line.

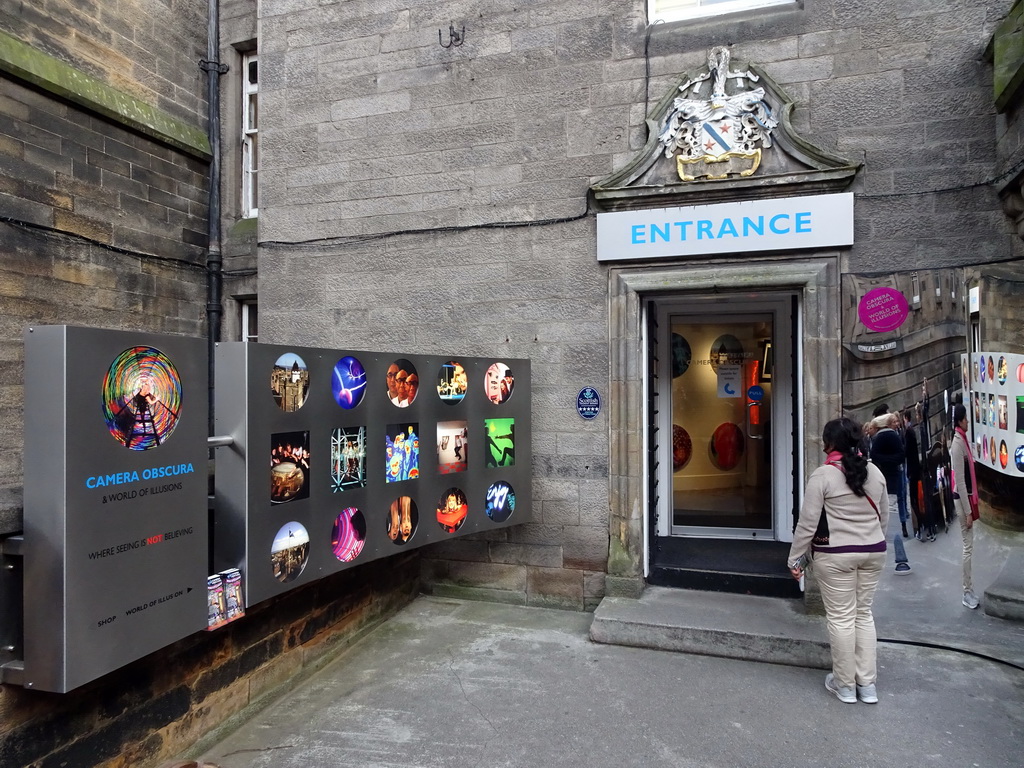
left=858, top=287, right=909, bottom=333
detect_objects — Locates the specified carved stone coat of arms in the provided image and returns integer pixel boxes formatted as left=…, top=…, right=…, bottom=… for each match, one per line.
left=658, top=46, right=778, bottom=181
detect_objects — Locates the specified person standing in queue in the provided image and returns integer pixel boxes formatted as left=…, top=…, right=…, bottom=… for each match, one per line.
left=788, top=417, right=888, bottom=704
left=868, top=412, right=912, bottom=574
left=950, top=404, right=981, bottom=610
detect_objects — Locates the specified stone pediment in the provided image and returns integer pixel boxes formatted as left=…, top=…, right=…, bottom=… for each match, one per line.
left=592, top=47, right=860, bottom=211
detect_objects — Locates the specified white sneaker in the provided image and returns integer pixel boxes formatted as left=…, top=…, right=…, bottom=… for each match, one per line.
left=825, top=673, right=856, bottom=703
left=963, top=590, right=980, bottom=609
left=856, top=683, right=878, bottom=704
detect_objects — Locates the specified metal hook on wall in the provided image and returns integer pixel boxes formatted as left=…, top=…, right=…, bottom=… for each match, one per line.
left=439, top=23, right=465, bottom=48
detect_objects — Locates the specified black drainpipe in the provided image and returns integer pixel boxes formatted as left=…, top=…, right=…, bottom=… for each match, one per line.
left=202, top=0, right=225, bottom=437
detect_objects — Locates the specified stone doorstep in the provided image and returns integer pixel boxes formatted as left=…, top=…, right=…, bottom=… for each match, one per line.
left=589, top=588, right=832, bottom=671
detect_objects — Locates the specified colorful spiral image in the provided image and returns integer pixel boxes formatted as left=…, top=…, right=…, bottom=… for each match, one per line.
left=332, top=507, right=366, bottom=562
left=101, top=346, right=182, bottom=450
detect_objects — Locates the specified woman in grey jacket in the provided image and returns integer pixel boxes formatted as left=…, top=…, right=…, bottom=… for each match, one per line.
left=788, top=417, right=888, bottom=704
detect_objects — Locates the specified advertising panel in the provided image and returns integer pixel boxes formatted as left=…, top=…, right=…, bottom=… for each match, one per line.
left=23, top=327, right=209, bottom=693
left=214, top=344, right=531, bottom=607
left=963, top=352, right=1024, bottom=477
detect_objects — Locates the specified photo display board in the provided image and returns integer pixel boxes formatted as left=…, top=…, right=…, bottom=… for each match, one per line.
left=23, top=327, right=209, bottom=693
left=214, top=344, right=531, bottom=606
left=962, top=352, right=1024, bottom=477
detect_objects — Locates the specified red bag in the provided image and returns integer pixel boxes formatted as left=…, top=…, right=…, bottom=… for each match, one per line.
left=969, top=495, right=980, bottom=521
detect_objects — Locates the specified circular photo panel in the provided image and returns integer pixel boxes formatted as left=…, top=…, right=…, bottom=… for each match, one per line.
left=990, top=437, right=997, bottom=466
left=332, top=507, right=366, bottom=563
left=672, top=334, right=692, bottom=378
left=1015, top=445, right=1024, bottom=472
left=485, top=481, right=516, bottom=523
left=332, top=356, right=367, bottom=409
left=387, top=496, right=418, bottom=545
left=974, top=360, right=980, bottom=383
left=437, top=360, right=468, bottom=404
left=102, top=346, right=182, bottom=450
left=386, top=359, right=418, bottom=407
left=998, top=356, right=1008, bottom=385
left=710, top=423, right=745, bottom=471
left=999, top=440, right=1009, bottom=470
left=987, top=356, right=996, bottom=383
left=271, top=352, right=310, bottom=412
left=672, top=425, right=692, bottom=472
left=484, top=362, right=514, bottom=405
left=437, top=487, right=468, bottom=534
left=709, top=335, right=744, bottom=373
left=271, top=522, right=309, bottom=584
left=979, top=355, right=987, bottom=383
left=1018, top=363, right=1024, bottom=384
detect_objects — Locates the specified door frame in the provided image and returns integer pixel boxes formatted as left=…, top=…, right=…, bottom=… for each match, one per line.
left=606, top=256, right=841, bottom=591
left=652, top=295, right=796, bottom=541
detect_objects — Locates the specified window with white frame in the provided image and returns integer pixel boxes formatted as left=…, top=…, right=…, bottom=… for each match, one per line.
left=241, top=300, right=258, bottom=343
left=241, top=53, right=258, bottom=218
left=649, top=0, right=795, bottom=23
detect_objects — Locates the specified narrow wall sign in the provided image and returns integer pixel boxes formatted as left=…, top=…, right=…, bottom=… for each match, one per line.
left=576, top=387, right=601, bottom=420
left=23, top=327, right=209, bottom=693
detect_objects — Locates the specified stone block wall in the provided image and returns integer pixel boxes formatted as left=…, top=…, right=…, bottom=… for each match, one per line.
left=0, top=555, right=420, bottom=768
left=0, top=0, right=208, bottom=127
left=0, top=74, right=210, bottom=532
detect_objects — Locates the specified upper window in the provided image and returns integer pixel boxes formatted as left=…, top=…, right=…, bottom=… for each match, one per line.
left=241, top=53, right=258, bottom=218
left=649, top=0, right=794, bottom=23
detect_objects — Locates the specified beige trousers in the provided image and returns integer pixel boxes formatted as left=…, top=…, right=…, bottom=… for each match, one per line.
left=953, top=494, right=974, bottom=593
left=814, top=551, right=886, bottom=689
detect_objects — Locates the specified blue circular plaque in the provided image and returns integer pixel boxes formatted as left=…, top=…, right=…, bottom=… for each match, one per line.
left=747, top=385, right=764, bottom=402
left=576, top=387, right=601, bottom=420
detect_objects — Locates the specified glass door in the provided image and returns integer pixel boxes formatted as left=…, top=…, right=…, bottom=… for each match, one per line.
left=654, top=295, right=794, bottom=539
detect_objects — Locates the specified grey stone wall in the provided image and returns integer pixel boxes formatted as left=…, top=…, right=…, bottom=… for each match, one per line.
left=257, top=0, right=1015, bottom=603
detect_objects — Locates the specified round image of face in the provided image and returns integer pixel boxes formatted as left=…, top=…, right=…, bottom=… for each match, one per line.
left=271, top=522, right=310, bottom=583
left=387, top=496, right=418, bottom=544
left=990, top=437, right=997, bottom=465
left=997, top=356, right=1008, bottom=385
left=709, top=335, right=744, bottom=373
left=485, top=481, right=516, bottom=523
left=272, top=352, right=310, bottom=412
left=437, top=488, right=468, bottom=533
left=672, top=334, right=692, bottom=378
left=999, top=441, right=1009, bottom=469
left=102, top=346, right=182, bottom=450
left=332, top=507, right=366, bottom=562
left=437, top=360, right=467, bottom=404
left=386, top=359, right=418, bottom=408
left=987, top=357, right=995, bottom=383
left=484, top=362, right=514, bottom=405
left=332, top=356, right=367, bottom=409
left=710, top=423, right=745, bottom=471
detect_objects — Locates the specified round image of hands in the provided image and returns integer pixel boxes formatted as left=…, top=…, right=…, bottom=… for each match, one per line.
left=386, top=359, right=419, bottom=407
left=484, top=362, right=514, bottom=404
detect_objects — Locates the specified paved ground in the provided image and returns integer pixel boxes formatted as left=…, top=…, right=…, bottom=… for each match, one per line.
left=188, top=521, right=1024, bottom=768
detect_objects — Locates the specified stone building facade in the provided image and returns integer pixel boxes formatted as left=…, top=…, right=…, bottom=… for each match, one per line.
left=1, top=0, right=1022, bottom=765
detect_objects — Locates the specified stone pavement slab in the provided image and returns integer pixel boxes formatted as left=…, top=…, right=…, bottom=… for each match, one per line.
left=192, top=596, right=1024, bottom=768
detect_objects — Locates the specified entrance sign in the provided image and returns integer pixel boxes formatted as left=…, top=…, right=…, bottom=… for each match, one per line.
left=23, top=327, right=209, bottom=693
left=595, top=193, right=853, bottom=261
